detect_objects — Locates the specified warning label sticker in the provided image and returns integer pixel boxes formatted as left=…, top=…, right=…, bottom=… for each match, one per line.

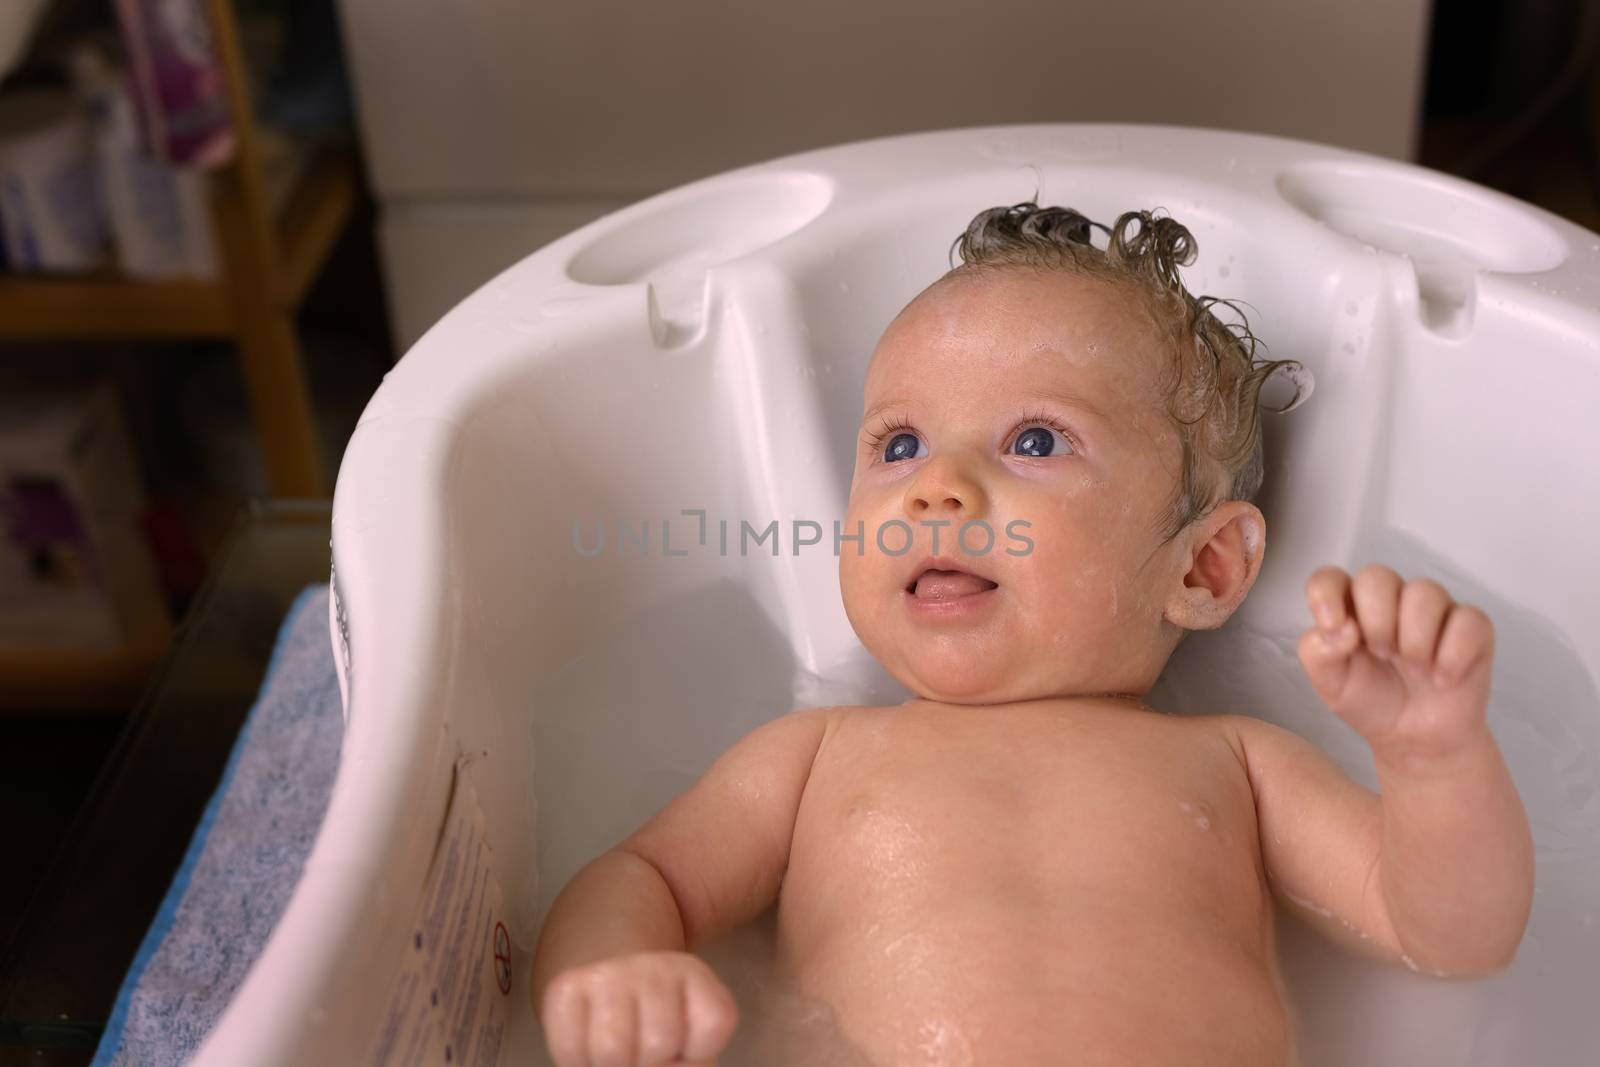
left=367, top=766, right=511, bottom=1067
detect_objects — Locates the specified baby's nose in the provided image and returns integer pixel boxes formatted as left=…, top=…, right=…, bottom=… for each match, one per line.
left=909, top=489, right=967, bottom=513
left=904, top=460, right=986, bottom=517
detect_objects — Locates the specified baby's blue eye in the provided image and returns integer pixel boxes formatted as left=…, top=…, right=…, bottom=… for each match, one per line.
left=1012, top=425, right=1070, bottom=457
left=883, top=432, right=925, bottom=463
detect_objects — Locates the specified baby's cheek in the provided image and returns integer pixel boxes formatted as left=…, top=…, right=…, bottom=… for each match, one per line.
left=838, top=546, right=874, bottom=623
left=1018, top=528, right=1105, bottom=616
left=1020, top=494, right=1145, bottom=621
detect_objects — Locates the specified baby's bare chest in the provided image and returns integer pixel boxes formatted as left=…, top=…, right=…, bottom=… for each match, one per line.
left=767, top=703, right=1290, bottom=1064
left=780, top=703, right=1271, bottom=958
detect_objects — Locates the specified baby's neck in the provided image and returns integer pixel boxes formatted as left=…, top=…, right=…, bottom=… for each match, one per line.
left=905, top=691, right=1162, bottom=714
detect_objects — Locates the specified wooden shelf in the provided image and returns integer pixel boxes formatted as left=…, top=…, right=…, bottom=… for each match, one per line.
left=0, top=146, right=358, bottom=342
left=0, top=1, right=355, bottom=709
left=277, top=147, right=359, bottom=308
left=0, top=609, right=173, bottom=713
left=0, top=274, right=232, bottom=339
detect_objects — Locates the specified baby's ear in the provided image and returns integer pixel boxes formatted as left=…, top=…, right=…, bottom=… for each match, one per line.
left=1163, top=501, right=1265, bottom=632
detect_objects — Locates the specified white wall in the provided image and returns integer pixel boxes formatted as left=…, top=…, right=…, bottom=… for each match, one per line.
left=336, top=0, right=1433, bottom=348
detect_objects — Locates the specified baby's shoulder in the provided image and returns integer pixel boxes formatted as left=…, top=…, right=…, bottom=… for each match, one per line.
left=1159, top=710, right=1258, bottom=772
left=778, top=702, right=897, bottom=753
left=785, top=702, right=897, bottom=724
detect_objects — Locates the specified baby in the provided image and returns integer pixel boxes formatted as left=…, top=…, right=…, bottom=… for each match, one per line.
left=528, top=202, right=1536, bottom=1066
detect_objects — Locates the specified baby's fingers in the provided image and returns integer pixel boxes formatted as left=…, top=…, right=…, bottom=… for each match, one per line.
left=1432, top=603, right=1494, bottom=688
left=1297, top=618, right=1360, bottom=703
left=634, top=971, right=687, bottom=1066
left=543, top=978, right=593, bottom=1067
left=1304, top=566, right=1353, bottom=631
left=1350, top=564, right=1403, bottom=655
left=588, top=987, right=639, bottom=1067
left=680, top=968, right=739, bottom=1063
left=1395, top=578, right=1451, bottom=669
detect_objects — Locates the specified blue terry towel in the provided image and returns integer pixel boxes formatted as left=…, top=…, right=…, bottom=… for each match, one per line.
left=92, top=584, right=343, bottom=1067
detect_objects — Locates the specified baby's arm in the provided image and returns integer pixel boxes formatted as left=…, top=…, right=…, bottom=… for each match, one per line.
left=1229, top=564, right=1534, bottom=978
left=530, top=705, right=831, bottom=1066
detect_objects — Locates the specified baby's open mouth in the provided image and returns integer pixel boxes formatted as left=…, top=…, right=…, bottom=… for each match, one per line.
left=906, top=569, right=1000, bottom=600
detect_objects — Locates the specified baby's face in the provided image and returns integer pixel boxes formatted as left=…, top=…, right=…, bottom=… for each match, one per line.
left=840, top=267, right=1200, bottom=704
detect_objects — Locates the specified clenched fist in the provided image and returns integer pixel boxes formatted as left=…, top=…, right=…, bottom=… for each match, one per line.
left=1299, top=563, right=1495, bottom=762
left=539, top=950, right=739, bottom=1067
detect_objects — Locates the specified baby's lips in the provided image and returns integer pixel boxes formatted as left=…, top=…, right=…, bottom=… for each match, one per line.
left=903, top=553, right=1000, bottom=594
left=910, top=570, right=999, bottom=600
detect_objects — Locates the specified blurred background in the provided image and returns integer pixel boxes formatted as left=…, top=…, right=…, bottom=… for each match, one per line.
left=0, top=0, right=1597, bottom=1060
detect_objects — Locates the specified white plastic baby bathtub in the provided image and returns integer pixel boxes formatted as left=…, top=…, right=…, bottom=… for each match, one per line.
left=202, top=125, right=1599, bottom=1066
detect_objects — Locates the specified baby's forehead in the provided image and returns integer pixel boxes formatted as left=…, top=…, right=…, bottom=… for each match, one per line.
left=865, top=269, right=1172, bottom=407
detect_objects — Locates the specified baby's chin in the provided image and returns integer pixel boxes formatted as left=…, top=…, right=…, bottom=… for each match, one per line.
left=887, top=647, right=1054, bottom=706
left=881, top=626, right=1157, bottom=705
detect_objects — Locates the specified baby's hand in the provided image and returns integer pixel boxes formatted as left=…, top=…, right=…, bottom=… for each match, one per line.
left=540, top=950, right=739, bottom=1067
left=1298, top=564, right=1495, bottom=762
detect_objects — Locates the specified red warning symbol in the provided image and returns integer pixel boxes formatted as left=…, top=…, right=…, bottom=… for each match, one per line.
left=493, top=921, right=512, bottom=995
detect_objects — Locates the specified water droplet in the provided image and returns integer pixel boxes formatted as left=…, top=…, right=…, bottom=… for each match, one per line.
left=1345, top=301, right=1358, bottom=316
left=1218, top=265, right=1231, bottom=278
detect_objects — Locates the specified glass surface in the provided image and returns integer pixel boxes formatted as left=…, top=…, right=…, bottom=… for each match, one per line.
left=0, top=500, right=333, bottom=1064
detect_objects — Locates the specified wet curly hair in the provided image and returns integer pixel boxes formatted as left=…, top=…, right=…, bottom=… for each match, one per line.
left=948, top=202, right=1306, bottom=544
